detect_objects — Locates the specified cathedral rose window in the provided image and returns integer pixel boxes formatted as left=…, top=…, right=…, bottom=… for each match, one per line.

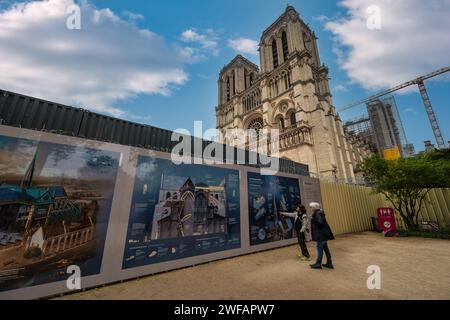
left=248, top=117, right=264, bottom=139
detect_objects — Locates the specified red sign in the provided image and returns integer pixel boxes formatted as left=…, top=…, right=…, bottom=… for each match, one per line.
left=377, top=208, right=397, bottom=233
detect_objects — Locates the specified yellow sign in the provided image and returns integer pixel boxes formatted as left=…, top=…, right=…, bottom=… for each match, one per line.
left=383, top=146, right=401, bottom=160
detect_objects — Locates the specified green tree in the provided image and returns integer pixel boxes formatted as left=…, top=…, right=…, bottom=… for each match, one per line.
left=363, top=151, right=450, bottom=230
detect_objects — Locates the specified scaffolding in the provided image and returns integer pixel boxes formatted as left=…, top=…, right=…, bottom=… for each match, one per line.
left=343, top=115, right=377, bottom=153
left=369, top=96, right=408, bottom=156
left=344, top=95, right=412, bottom=157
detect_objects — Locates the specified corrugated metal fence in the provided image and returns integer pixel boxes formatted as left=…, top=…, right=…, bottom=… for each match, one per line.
left=0, top=89, right=309, bottom=175
left=320, top=181, right=387, bottom=235
left=320, top=181, right=450, bottom=233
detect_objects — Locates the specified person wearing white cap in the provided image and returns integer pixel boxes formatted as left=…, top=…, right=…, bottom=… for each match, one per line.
left=309, top=202, right=335, bottom=269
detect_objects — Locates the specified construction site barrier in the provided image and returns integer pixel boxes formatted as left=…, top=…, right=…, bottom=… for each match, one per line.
left=0, top=125, right=318, bottom=299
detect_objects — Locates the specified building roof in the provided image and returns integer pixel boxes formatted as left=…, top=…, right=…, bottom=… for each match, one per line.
left=219, top=54, right=260, bottom=77
left=180, top=178, right=195, bottom=192
left=0, top=184, right=66, bottom=204
left=195, top=182, right=209, bottom=188
left=46, top=186, right=67, bottom=198
left=0, top=185, right=33, bottom=203
left=261, top=5, right=300, bottom=40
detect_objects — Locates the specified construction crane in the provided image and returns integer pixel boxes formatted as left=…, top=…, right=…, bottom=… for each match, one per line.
left=339, top=67, right=450, bottom=149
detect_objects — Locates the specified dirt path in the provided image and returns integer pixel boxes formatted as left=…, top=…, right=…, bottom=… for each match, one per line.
left=59, top=232, right=450, bottom=300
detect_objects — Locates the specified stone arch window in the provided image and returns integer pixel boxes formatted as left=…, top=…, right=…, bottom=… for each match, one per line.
left=289, top=112, right=297, bottom=128
left=272, top=39, right=278, bottom=68
left=232, top=70, right=236, bottom=95
left=181, top=191, right=194, bottom=201
left=282, top=31, right=289, bottom=61
left=166, top=192, right=171, bottom=199
left=282, top=71, right=289, bottom=91
left=248, top=117, right=263, bottom=132
left=268, top=80, right=273, bottom=98
left=249, top=73, right=254, bottom=86
left=247, top=117, right=264, bottom=145
left=272, top=77, right=279, bottom=96
left=226, top=76, right=230, bottom=101
left=278, top=117, right=285, bottom=130
left=244, top=69, right=248, bottom=89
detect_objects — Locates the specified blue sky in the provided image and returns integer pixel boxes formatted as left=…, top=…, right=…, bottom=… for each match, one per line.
left=0, top=0, right=449, bottom=152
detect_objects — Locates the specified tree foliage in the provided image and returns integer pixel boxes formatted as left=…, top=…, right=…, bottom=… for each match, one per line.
left=363, top=150, right=450, bottom=230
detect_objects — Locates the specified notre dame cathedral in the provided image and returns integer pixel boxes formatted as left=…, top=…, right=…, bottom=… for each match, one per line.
left=215, top=6, right=371, bottom=183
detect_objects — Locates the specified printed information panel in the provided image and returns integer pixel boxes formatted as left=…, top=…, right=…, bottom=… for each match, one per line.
left=0, top=135, right=119, bottom=291
left=122, top=157, right=241, bottom=268
left=247, top=172, right=301, bottom=246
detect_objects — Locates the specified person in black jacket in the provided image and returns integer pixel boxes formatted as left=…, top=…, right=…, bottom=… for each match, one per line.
left=309, top=202, right=335, bottom=269
left=281, top=202, right=310, bottom=260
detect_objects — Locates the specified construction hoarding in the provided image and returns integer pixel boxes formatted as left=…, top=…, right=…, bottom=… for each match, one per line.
left=0, top=125, right=321, bottom=299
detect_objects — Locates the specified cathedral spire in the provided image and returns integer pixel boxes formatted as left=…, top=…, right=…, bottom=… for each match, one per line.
left=21, top=145, right=38, bottom=189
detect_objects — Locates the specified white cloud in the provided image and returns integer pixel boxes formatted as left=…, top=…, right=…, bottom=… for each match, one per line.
left=227, top=37, right=259, bottom=56
left=333, top=84, right=347, bottom=92
left=325, top=0, right=450, bottom=90
left=0, top=0, right=188, bottom=118
left=313, top=15, right=330, bottom=22
left=403, top=107, right=418, bottom=115
left=123, top=11, right=144, bottom=21
left=180, top=28, right=219, bottom=58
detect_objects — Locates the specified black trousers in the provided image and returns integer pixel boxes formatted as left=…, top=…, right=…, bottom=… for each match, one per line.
left=297, top=231, right=310, bottom=257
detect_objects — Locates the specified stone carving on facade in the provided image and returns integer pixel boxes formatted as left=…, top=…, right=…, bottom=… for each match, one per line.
left=300, top=55, right=312, bottom=67
left=279, top=124, right=313, bottom=150
left=289, top=9, right=299, bottom=22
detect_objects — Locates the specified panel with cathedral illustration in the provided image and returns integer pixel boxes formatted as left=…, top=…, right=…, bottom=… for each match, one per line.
left=122, top=157, right=241, bottom=269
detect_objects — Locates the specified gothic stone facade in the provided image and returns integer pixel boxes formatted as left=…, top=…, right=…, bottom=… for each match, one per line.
left=215, top=6, right=371, bottom=182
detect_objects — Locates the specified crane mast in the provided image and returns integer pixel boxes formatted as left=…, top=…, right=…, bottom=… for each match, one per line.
left=417, top=81, right=446, bottom=149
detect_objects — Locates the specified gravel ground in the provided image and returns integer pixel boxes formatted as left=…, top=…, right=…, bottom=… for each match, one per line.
left=59, top=232, right=450, bottom=300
